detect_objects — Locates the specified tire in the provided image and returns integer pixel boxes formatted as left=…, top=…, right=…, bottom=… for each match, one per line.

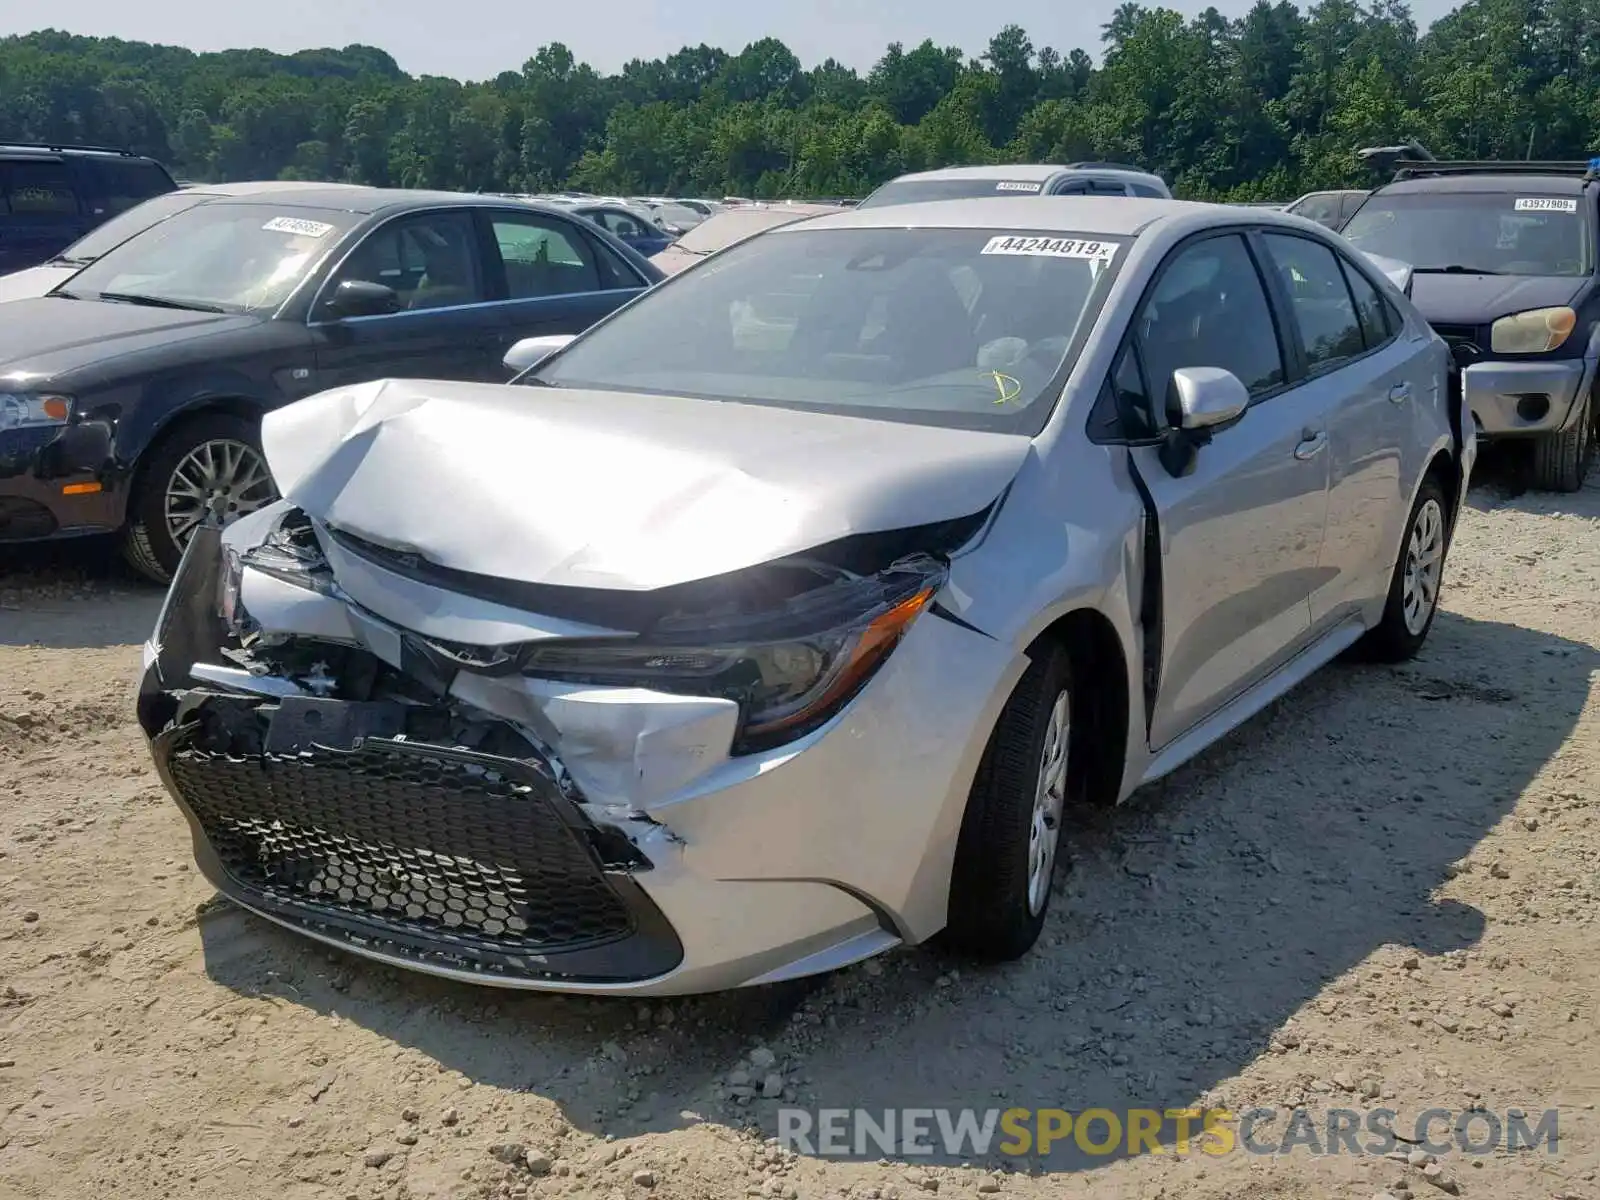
left=1361, top=475, right=1450, bottom=663
left=941, top=641, right=1074, bottom=962
left=121, top=413, right=277, bottom=584
left=1530, top=390, right=1593, bottom=493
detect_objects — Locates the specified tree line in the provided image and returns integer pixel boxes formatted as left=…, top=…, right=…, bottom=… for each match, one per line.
left=3, top=0, right=1599, bottom=202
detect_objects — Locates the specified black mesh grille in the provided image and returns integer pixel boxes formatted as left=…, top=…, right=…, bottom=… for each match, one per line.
left=166, top=739, right=636, bottom=957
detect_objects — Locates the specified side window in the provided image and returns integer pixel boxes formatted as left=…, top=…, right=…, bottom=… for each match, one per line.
left=587, top=234, right=645, bottom=291
left=325, top=210, right=483, bottom=313
left=490, top=213, right=603, bottom=298
left=1129, top=182, right=1166, bottom=198
left=605, top=212, right=645, bottom=238
left=1136, top=234, right=1285, bottom=412
left=80, top=159, right=175, bottom=216
left=1291, top=195, right=1340, bottom=229
left=1338, top=256, right=1395, bottom=350
left=1261, top=233, right=1365, bottom=373
left=1, top=161, right=80, bottom=218
left=1088, top=180, right=1131, bottom=196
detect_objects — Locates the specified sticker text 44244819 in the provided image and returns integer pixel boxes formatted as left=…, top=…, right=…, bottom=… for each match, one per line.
left=980, top=234, right=1119, bottom=263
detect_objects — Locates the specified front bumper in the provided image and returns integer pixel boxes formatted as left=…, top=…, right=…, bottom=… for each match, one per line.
left=137, top=511, right=1018, bottom=995
left=1460, top=356, right=1594, bottom=438
left=0, top=421, right=121, bottom=542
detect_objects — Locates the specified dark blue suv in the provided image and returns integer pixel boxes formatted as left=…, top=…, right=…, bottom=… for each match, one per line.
left=0, top=143, right=178, bottom=275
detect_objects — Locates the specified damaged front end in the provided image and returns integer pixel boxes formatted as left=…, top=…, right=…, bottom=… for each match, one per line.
left=138, top=501, right=977, bottom=989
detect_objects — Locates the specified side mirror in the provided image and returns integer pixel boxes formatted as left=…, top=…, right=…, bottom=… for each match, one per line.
left=1158, top=367, right=1249, bottom=479
left=503, top=333, right=577, bottom=375
left=326, top=279, right=400, bottom=318
left=1170, top=366, right=1249, bottom=431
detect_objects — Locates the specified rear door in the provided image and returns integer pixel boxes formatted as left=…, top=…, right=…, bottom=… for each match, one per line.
left=1258, top=230, right=1430, bottom=623
left=0, top=158, right=88, bottom=273
left=309, top=208, right=502, bottom=386
left=1123, top=232, right=1332, bottom=749
left=480, top=208, right=650, bottom=358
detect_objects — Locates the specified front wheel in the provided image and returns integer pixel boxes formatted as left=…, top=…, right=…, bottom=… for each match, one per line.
left=1360, top=476, right=1449, bottom=663
left=1530, top=390, right=1594, bottom=493
left=121, top=413, right=278, bottom=583
left=941, top=642, right=1074, bottom=961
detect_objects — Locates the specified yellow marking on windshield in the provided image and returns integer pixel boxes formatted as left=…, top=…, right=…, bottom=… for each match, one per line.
left=990, top=371, right=1023, bottom=405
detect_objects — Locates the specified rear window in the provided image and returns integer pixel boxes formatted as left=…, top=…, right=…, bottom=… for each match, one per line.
left=0, top=160, right=80, bottom=218
left=857, top=178, right=1049, bottom=208
left=1342, top=191, right=1593, bottom=277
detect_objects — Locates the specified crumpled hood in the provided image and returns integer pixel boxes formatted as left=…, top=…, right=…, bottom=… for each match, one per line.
left=1409, top=272, right=1586, bottom=325
left=262, top=378, right=1031, bottom=591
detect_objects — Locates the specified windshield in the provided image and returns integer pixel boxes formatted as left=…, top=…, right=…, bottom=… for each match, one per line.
left=58, top=191, right=210, bottom=263
left=857, top=177, right=1051, bottom=208
left=1342, top=191, right=1593, bottom=277
left=61, top=202, right=360, bottom=312
left=535, top=226, right=1124, bottom=433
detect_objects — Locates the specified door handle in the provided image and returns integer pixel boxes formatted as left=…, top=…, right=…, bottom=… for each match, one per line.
left=1389, top=382, right=1412, bottom=403
left=1294, top=430, right=1328, bottom=460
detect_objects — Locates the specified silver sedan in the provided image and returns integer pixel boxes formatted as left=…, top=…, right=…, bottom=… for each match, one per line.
left=139, top=197, right=1473, bottom=994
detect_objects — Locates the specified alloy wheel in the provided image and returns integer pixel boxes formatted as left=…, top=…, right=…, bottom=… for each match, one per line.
left=164, top=438, right=276, bottom=548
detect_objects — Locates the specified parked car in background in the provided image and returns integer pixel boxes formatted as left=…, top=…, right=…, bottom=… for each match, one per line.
left=0, top=186, right=662, bottom=580
left=649, top=202, right=844, bottom=276
left=856, top=163, right=1171, bottom=209
left=140, top=196, right=1466, bottom=996
left=568, top=202, right=677, bottom=255
left=0, top=180, right=341, bottom=305
left=1283, top=189, right=1370, bottom=231
left=643, top=201, right=709, bottom=234
left=1341, top=157, right=1600, bottom=491
left=1, top=142, right=178, bottom=275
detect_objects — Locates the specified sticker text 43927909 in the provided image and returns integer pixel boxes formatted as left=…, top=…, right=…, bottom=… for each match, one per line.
left=1514, top=198, right=1578, bottom=213
left=980, top=234, right=1119, bottom=262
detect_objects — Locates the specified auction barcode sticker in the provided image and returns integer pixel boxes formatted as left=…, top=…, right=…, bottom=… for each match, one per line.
left=263, top=216, right=336, bottom=237
left=1514, top=198, right=1577, bottom=213
left=994, top=181, right=1044, bottom=193
left=980, top=234, right=1118, bottom=261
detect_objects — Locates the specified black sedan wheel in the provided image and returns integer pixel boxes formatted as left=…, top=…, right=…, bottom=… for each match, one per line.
left=122, top=414, right=278, bottom=583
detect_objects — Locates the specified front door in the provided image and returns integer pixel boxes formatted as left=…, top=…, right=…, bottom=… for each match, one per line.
left=309, top=208, right=502, bottom=388
left=1122, top=233, right=1332, bottom=749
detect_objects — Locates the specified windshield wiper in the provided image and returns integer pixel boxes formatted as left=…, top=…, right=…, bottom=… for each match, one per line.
left=95, top=291, right=229, bottom=313
left=49, top=255, right=92, bottom=267
left=1412, top=265, right=1504, bottom=276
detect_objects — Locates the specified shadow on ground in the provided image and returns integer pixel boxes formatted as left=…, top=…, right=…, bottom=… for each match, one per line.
left=195, top=590, right=1596, bottom=1174
left=0, top=534, right=162, bottom=649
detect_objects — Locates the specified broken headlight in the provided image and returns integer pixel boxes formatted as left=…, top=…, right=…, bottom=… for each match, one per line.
left=518, top=556, right=945, bottom=751
left=215, top=507, right=332, bottom=635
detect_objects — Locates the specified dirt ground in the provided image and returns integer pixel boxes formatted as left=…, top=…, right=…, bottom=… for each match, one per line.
left=2, top=451, right=1597, bottom=1200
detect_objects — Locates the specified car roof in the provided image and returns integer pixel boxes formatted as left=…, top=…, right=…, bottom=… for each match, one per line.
left=189, top=180, right=355, bottom=197
left=1375, top=173, right=1591, bottom=195
left=199, top=185, right=577, bottom=216
left=883, top=163, right=1163, bottom=185
left=0, top=143, right=165, bottom=163
left=774, top=195, right=1222, bottom=237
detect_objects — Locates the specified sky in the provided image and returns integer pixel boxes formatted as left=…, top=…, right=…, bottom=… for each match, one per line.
left=3, top=0, right=1466, bottom=79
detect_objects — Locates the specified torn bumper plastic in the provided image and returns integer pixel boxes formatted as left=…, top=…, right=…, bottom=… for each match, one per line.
left=137, top=505, right=1020, bottom=995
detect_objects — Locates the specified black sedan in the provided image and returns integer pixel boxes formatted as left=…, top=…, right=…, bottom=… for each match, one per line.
left=0, top=185, right=663, bottom=580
